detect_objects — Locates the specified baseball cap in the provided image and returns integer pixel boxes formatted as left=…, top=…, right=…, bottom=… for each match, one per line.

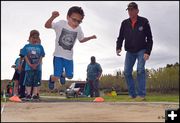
left=29, top=30, right=39, bottom=38
left=126, top=2, right=138, bottom=10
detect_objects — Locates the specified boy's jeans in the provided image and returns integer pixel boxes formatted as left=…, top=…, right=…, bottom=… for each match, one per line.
left=124, top=49, right=146, bottom=98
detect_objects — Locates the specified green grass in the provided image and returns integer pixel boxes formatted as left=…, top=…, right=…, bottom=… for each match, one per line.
left=103, top=95, right=179, bottom=102
left=1, top=93, right=179, bottom=103
left=44, top=94, right=179, bottom=102
left=65, top=95, right=179, bottom=102
left=64, top=92, right=179, bottom=102
left=39, top=92, right=61, bottom=96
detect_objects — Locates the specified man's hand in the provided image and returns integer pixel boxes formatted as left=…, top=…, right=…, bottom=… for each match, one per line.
left=116, top=49, right=121, bottom=56
left=96, top=76, right=101, bottom=81
left=144, top=53, right=150, bottom=61
left=52, top=11, right=60, bottom=18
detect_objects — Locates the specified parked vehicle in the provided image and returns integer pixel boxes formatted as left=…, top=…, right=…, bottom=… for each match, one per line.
left=65, top=82, right=88, bottom=98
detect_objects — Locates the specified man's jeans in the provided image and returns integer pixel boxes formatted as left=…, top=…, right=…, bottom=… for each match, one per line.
left=88, top=79, right=100, bottom=97
left=124, top=49, right=146, bottom=98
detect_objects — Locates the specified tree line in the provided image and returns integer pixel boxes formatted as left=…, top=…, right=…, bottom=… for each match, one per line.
left=99, top=62, right=179, bottom=94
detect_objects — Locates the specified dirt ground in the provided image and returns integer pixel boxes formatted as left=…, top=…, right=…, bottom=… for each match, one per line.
left=1, top=98, right=179, bottom=122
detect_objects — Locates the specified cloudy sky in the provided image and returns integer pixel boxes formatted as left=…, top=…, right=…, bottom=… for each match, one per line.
left=1, top=1, right=179, bottom=81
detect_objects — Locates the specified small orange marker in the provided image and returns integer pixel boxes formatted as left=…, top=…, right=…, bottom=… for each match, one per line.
left=9, top=96, right=22, bottom=102
left=93, top=97, right=104, bottom=102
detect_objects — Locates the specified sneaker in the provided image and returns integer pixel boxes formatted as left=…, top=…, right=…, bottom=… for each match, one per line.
left=32, top=95, right=39, bottom=99
left=32, top=95, right=40, bottom=101
left=127, top=96, right=136, bottom=101
left=9, top=95, right=22, bottom=102
left=19, top=95, right=26, bottom=99
left=60, top=75, right=66, bottom=85
left=128, top=96, right=136, bottom=99
left=48, top=75, right=55, bottom=90
left=25, top=95, right=32, bottom=101
left=37, top=93, right=40, bottom=99
left=135, top=96, right=146, bottom=101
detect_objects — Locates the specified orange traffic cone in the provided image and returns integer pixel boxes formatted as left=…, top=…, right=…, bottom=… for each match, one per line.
left=93, top=97, right=104, bottom=102
left=9, top=95, right=22, bottom=102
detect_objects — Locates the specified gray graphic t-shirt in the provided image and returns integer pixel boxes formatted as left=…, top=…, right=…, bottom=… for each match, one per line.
left=52, top=20, right=84, bottom=60
left=58, top=28, right=77, bottom=50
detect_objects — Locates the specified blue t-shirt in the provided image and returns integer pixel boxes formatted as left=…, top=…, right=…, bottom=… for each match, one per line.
left=14, top=58, right=20, bottom=73
left=87, top=63, right=102, bottom=80
left=15, top=58, right=20, bottom=68
left=21, top=43, right=45, bottom=71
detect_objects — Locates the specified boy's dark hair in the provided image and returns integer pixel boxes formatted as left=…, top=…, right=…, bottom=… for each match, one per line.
left=67, top=6, right=85, bottom=19
left=30, top=30, right=39, bottom=37
left=29, top=29, right=39, bottom=40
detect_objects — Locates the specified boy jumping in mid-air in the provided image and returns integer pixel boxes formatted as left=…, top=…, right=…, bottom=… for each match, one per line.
left=45, top=6, right=97, bottom=90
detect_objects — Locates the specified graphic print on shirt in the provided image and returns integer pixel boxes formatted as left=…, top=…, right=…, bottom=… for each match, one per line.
left=27, top=47, right=41, bottom=64
left=58, top=28, right=77, bottom=50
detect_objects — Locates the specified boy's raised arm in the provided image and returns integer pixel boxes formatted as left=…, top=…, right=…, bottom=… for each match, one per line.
left=45, top=11, right=60, bottom=28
